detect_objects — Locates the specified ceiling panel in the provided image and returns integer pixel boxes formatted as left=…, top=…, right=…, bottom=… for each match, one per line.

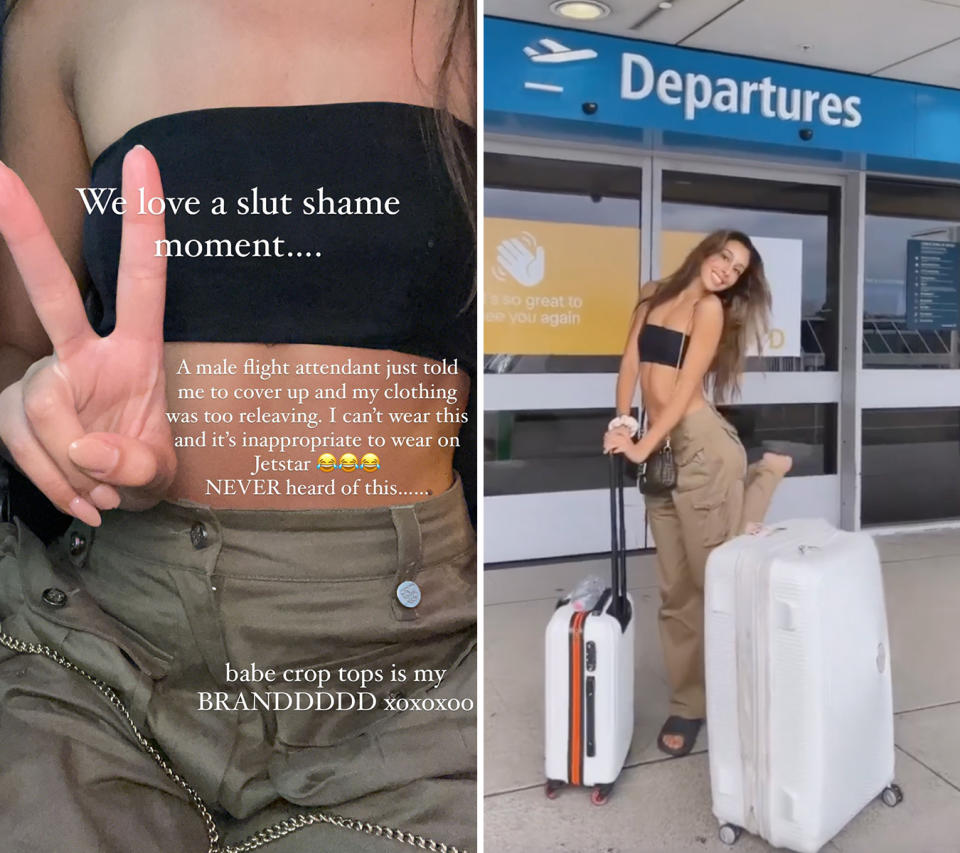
left=880, top=38, right=960, bottom=86
left=483, top=0, right=737, bottom=41
left=681, top=0, right=960, bottom=75
left=485, top=0, right=960, bottom=90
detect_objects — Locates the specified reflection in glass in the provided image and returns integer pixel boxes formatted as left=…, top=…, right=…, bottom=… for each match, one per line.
left=864, top=178, right=960, bottom=369
left=862, top=408, right=960, bottom=524
left=485, top=404, right=836, bottom=497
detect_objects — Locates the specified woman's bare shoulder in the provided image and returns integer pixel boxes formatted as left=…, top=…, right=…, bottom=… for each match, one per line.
left=691, top=293, right=724, bottom=335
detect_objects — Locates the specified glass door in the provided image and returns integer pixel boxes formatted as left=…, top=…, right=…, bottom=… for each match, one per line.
left=484, top=150, right=650, bottom=563
left=648, top=161, right=844, bottom=540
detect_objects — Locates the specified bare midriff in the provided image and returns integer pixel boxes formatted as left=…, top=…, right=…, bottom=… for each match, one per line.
left=638, top=363, right=707, bottom=432
left=163, top=342, right=469, bottom=509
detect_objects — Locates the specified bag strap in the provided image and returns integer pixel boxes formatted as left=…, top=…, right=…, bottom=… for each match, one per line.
left=638, top=297, right=699, bottom=450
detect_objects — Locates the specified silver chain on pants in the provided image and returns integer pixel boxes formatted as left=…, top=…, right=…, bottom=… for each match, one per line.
left=0, top=629, right=467, bottom=853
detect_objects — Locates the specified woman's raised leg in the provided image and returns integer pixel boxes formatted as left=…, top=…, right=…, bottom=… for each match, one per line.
left=739, top=452, right=792, bottom=533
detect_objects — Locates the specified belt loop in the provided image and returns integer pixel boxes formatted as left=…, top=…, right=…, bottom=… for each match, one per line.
left=390, top=506, right=423, bottom=621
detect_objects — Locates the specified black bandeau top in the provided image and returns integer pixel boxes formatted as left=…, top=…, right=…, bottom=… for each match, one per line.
left=82, top=102, right=477, bottom=522
left=638, top=323, right=689, bottom=368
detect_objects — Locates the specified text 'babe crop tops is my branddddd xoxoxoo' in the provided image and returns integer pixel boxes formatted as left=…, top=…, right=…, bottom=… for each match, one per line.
left=81, top=101, right=477, bottom=520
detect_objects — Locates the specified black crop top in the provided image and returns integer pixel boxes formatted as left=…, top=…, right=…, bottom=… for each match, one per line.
left=638, top=323, right=688, bottom=368
left=82, top=102, right=477, bottom=523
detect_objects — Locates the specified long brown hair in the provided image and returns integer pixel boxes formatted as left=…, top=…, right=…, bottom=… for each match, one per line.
left=641, top=230, right=771, bottom=401
left=424, top=0, right=476, bottom=233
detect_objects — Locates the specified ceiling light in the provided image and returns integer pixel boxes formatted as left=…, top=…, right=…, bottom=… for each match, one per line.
left=549, top=1, right=611, bottom=20
left=658, top=1, right=674, bottom=8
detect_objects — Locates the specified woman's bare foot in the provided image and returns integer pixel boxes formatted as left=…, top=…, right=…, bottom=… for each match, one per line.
left=762, top=452, right=793, bottom=477
left=657, top=716, right=703, bottom=757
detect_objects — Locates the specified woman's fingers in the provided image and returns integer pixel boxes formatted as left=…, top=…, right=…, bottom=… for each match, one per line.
left=0, top=384, right=103, bottom=526
left=602, top=432, right=628, bottom=454
left=114, top=146, right=167, bottom=342
left=68, top=432, right=173, bottom=492
left=19, top=361, right=120, bottom=500
left=0, top=161, right=93, bottom=354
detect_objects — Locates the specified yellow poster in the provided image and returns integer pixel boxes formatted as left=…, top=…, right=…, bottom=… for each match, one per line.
left=484, top=218, right=640, bottom=355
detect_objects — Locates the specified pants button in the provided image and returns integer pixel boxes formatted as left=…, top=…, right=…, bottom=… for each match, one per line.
left=396, top=580, right=421, bottom=608
left=190, top=522, right=209, bottom=550
left=41, top=588, right=67, bottom=608
left=68, top=532, right=86, bottom=556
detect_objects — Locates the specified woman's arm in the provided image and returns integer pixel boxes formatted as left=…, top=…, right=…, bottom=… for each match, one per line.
left=1, top=3, right=177, bottom=522
left=0, top=0, right=88, bottom=391
left=613, top=280, right=658, bottom=416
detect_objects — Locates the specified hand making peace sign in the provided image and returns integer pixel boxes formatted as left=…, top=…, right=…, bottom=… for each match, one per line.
left=0, top=146, right=176, bottom=526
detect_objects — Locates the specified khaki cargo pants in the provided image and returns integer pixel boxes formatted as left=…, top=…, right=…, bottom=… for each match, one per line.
left=645, top=406, right=781, bottom=719
left=0, top=478, right=476, bottom=853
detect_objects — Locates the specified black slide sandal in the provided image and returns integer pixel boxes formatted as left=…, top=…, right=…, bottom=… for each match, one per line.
left=657, top=716, right=703, bottom=757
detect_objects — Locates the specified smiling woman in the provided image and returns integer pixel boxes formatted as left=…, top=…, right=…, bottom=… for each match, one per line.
left=0, top=2, right=477, bottom=852
left=603, top=229, right=793, bottom=758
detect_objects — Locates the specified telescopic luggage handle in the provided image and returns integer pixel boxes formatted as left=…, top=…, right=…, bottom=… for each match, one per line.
left=608, top=454, right=628, bottom=624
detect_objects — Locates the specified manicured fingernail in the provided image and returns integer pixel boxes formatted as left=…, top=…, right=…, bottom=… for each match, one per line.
left=125, top=145, right=148, bottom=187
left=70, top=496, right=102, bottom=527
left=68, top=437, right=120, bottom=475
left=89, top=484, right=122, bottom=511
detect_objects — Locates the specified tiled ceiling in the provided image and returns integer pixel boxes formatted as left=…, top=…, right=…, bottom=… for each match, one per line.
left=485, top=0, right=960, bottom=88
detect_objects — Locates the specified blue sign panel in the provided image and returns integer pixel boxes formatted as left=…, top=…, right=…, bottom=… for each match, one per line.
left=485, top=17, right=960, bottom=167
left=905, top=240, right=960, bottom=331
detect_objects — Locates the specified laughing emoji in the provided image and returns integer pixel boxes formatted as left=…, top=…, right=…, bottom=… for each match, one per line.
left=316, top=453, right=337, bottom=472
left=360, top=453, right=380, bottom=472
left=339, top=453, right=359, bottom=472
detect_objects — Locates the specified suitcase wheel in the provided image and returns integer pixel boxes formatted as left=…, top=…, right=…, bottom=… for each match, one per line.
left=591, top=784, right=613, bottom=806
left=718, top=824, right=742, bottom=845
left=544, top=780, right=564, bottom=799
left=881, top=784, right=904, bottom=807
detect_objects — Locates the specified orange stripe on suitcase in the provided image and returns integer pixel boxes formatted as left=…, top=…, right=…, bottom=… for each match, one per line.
left=568, top=610, right=588, bottom=785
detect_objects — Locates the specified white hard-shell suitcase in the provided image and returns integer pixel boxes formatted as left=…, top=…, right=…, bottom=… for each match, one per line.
left=544, top=455, right=635, bottom=804
left=705, top=519, right=902, bottom=852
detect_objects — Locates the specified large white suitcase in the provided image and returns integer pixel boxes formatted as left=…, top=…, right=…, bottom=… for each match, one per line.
left=544, top=456, right=635, bottom=804
left=705, top=519, right=901, bottom=851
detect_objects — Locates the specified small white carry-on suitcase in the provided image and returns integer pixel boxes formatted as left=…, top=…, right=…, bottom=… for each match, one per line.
left=544, top=455, right=635, bottom=805
left=705, top=519, right=903, bottom=851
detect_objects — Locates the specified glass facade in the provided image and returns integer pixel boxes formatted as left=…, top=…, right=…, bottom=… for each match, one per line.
left=864, top=178, right=960, bottom=369
left=484, top=147, right=960, bottom=552
left=661, top=172, right=841, bottom=372
left=485, top=155, right=642, bottom=375
left=485, top=403, right=836, bottom=497
left=862, top=408, right=960, bottom=525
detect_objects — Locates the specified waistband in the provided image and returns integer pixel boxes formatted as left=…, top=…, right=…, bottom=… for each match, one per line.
left=82, top=473, right=474, bottom=582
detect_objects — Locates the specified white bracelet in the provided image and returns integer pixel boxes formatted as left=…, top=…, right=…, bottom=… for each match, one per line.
left=607, top=414, right=640, bottom=436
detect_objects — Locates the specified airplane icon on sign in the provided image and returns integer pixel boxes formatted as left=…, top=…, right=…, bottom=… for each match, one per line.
left=523, top=38, right=598, bottom=63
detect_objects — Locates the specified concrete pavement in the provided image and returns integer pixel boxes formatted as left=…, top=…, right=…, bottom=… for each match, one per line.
left=484, top=529, right=960, bottom=852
